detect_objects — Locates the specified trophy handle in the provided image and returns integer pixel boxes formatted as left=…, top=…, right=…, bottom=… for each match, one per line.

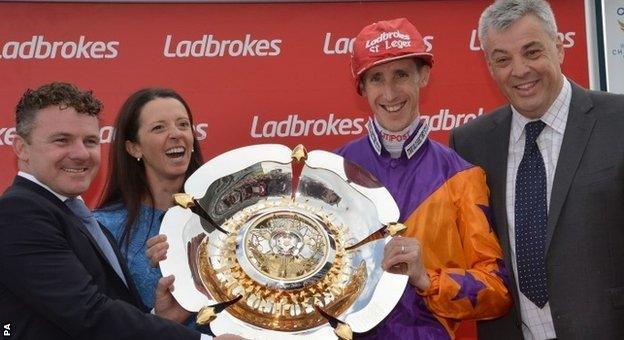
left=196, top=295, right=243, bottom=326
left=314, top=305, right=355, bottom=340
left=173, top=193, right=229, bottom=234
left=344, top=222, right=407, bottom=251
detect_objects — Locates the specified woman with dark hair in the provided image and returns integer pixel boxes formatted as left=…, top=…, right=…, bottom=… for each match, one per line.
left=94, top=88, right=204, bottom=311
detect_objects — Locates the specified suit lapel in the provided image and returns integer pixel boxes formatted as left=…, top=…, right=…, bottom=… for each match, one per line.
left=13, top=176, right=128, bottom=289
left=485, top=109, right=513, bottom=256
left=483, top=108, right=523, bottom=318
left=546, top=83, right=595, bottom=254
left=103, top=225, right=142, bottom=306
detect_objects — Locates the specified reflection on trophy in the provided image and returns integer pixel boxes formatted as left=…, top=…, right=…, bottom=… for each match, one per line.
left=160, top=144, right=407, bottom=339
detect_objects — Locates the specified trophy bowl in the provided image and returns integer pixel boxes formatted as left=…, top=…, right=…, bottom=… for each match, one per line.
left=159, top=144, right=407, bottom=339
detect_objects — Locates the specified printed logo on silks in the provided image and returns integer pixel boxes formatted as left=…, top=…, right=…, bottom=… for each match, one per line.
left=365, top=30, right=412, bottom=53
left=322, top=32, right=433, bottom=56
left=350, top=18, right=434, bottom=95
left=380, top=130, right=410, bottom=142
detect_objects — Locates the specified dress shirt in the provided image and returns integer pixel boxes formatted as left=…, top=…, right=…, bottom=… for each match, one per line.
left=18, top=171, right=69, bottom=201
left=505, top=77, right=571, bottom=340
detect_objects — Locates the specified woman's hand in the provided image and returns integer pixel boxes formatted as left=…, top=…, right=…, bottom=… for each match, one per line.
left=146, top=234, right=169, bottom=267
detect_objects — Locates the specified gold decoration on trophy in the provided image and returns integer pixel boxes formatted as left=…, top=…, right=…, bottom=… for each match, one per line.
left=173, top=193, right=196, bottom=209
left=291, top=144, right=308, bottom=162
left=345, top=221, right=407, bottom=251
left=196, top=295, right=242, bottom=326
left=334, top=323, right=354, bottom=340
left=386, top=222, right=407, bottom=236
left=196, top=198, right=367, bottom=331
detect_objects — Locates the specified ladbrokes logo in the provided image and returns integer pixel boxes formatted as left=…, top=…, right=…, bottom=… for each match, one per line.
left=469, top=29, right=576, bottom=51
left=250, top=114, right=365, bottom=138
left=0, top=123, right=208, bottom=146
left=0, top=35, right=119, bottom=60
left=0, top=127, right=16, bottom=146
left=422, top=108, right=485, bottom=131
left=164, top=34, right=282, bottom=58
left=99, top=123, right=208, bottom=144
left=323, top=33, right=433, bottom=55
left=250, top=109, right=484, bottom=138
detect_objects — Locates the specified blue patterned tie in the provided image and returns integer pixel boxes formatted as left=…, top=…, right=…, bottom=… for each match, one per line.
left=515, top=120, right=548, bottom=308
left=65, top=197, right=127, bottom=287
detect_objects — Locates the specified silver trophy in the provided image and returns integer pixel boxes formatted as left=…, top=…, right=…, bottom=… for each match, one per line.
left=159, top=144, right=407, bottom=339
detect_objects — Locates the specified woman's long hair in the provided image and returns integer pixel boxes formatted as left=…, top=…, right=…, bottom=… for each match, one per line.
left=99, top=88, right=204, bottom=249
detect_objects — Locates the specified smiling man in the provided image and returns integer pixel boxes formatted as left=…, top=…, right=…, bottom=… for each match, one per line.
left=0, top=82, right=238, bottom=340
left=450, top=1, right=624, bottom=339
left=335, top=18, right=511, bottom=339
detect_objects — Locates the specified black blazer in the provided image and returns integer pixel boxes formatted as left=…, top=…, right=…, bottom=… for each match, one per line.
left=0, top=176, right=200, bottom=340
left=450, top=82, right=624, bottom=339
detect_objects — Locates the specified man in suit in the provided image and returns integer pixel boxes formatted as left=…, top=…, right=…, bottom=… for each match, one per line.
left=0, top=82, right=238, bottom=340
left=450, top=0, right=624, bottom=339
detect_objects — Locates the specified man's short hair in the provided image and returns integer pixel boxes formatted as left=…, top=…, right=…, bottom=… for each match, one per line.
left=15, top=82, right=102, bottom=142
left=478, top=0, right=558, bottom=50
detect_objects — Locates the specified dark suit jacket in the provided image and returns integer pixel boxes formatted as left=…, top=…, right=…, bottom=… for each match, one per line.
left=0, top=176, right=200, bottom=340
left=450, top=82, right=624, bottom=339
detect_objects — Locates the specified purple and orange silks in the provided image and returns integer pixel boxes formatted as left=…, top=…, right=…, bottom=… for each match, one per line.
left=335, top=122, right=511, bottom=339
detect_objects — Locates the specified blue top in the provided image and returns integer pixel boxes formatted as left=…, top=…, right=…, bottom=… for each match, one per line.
left=94, top=202, right=164, bottom=309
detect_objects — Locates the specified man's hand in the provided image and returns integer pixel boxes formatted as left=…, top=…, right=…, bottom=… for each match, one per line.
left=146, top=234, right=169, bottom=267
left=154, top=275, right=190, bottom=323
left=382, top=236, right=430, bottom=291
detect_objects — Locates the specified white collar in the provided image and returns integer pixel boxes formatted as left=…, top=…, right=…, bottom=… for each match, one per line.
left=510, top=77, right=571, bottom=143
left=366, top=117, right=429, bottom=159
left=18, top=171, right=77, bottom=202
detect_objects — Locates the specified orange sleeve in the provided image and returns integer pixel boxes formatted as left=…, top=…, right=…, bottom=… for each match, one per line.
left=415, top=167, right=512, bottom=320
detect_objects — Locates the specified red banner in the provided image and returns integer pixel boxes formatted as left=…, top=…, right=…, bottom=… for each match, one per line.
left=0, top=2, right=588, bottom=335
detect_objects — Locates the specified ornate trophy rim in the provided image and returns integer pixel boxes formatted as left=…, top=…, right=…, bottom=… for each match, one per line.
left=159, top=144, right=407, bottom=339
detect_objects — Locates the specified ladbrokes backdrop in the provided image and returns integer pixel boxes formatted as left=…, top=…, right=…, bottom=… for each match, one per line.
left=0, top=1, right=589, bottom=337
left=0, top=0, right=589, bottom=198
